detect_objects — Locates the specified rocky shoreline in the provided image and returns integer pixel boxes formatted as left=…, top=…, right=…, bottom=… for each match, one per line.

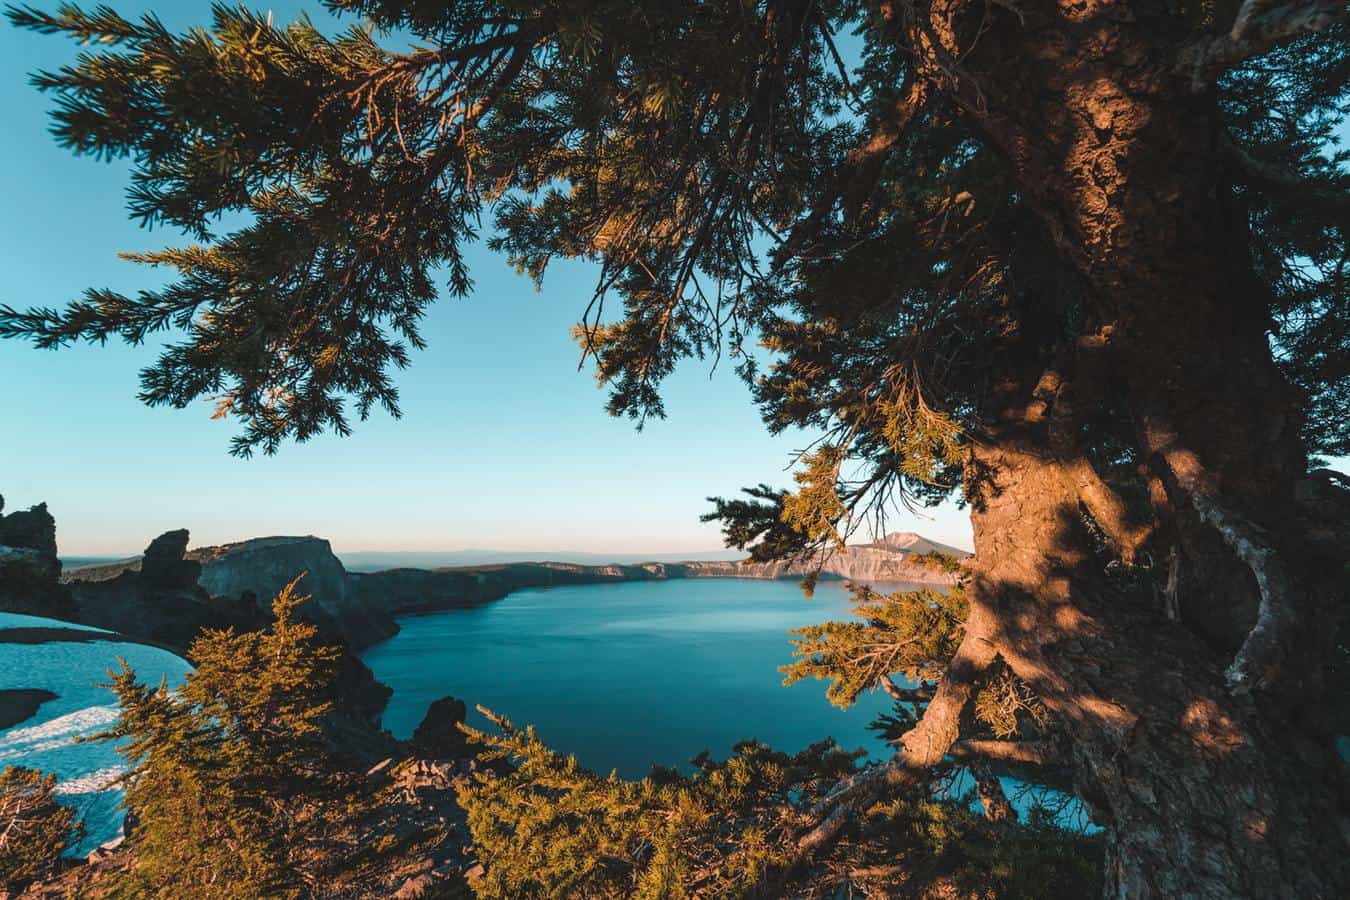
left=4, top=497, right=965, bottom=731
left=64, top=531, right=964, bottom=652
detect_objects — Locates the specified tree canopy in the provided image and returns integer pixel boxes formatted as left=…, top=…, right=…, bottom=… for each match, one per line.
left=2, top=1, right=1347, bottom=895
left=2, top=1, right=1338, bottom=472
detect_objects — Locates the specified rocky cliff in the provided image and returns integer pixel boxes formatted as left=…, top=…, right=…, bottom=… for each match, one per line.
left=190, top=531, right=965, bottom=651
left=680, top=532, right=967, bottom=584
left=189, top=535, right=397, bottom=648
left=61, top=529, right=259, bottom=651
left=0, top=496, right=75, bottom=618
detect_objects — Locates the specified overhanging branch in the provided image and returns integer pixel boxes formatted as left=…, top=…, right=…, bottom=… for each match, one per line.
left=1221, top=133, right=1350, bottom=214
left=949, top=739, right=1064, bottom=767
left=881, top=678, right=936, bottom=704
left=1176, top=1, right=1344, bottom=91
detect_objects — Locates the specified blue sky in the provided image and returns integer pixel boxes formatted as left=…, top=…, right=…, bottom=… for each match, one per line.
left=0, top=2, right=975, bottom=556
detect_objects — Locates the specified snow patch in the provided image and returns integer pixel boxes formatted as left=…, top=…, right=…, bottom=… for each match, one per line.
left=0, top=611, right=112, bottom=634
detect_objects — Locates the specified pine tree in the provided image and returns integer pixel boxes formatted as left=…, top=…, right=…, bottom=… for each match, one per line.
left=2, top=1, right=1347, bottom=893
left=94, top=577, right=346, bottom=898
left=0, top=765, right=80, bottom=892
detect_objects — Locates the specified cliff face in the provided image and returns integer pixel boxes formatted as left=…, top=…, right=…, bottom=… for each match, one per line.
left=347, top=561, right=683, bottom=636
left=52, top=528, right=964, bottom=655
left=63, top=530, right=255, bottom=651
left=190, top=536, right=397, bottom=648
left=342, top=537, right=962, bottom=644
left=680, top=532, right=966, bottom=585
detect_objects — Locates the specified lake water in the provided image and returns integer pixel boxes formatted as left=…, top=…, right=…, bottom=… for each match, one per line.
left=0, top=613, right=192, bottom=855
left=360, top=578, right=907, bottom=778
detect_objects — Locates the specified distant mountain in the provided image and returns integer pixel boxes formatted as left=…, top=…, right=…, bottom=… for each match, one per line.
left=865, top=531, right=971, bottom=557
left=336, top=547, right=746, bottom=572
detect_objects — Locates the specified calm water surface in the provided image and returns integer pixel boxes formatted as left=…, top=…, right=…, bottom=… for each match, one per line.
left=360, top=578, right=912, bottom=777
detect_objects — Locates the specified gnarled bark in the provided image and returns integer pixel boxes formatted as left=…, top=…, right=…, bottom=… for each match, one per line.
left=965, top=420, right=1346, bottom=898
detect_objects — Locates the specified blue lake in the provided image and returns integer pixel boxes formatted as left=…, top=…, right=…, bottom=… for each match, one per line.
left=360, top=578, right=909, bottom=778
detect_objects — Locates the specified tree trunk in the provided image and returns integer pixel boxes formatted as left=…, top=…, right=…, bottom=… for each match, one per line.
left=966, top=427, right=1347, bottom=897
left=886, top=2, right=1350, bottom=895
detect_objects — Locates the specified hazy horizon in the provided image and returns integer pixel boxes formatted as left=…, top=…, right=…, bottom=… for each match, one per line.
left=58, top=530, right=975, bottom=570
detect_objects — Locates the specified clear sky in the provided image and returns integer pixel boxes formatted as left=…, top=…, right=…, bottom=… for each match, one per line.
left=0, top=2, right=975, bottom=557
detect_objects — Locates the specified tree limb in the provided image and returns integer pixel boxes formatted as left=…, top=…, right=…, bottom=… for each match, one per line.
left=948, top=739, right=1064, bottom=767
left=777, top=69, right=929, bottom=263
left=1221, top=133, right=1350, bottom=213
left=1141, top=416, right=1301, bottom=691
left=1047, top=372, right=1154, bottom=565
left=880, top=678, right=936, bottom=704
left=1176, top=1, right=1344, bottom=91
left=797, top=603, right=998, bottom=853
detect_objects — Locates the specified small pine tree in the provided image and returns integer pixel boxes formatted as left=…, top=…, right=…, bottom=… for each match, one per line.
left=0, top=765, right=80, bottom=892
left=94, top=577, right=344, bottom=899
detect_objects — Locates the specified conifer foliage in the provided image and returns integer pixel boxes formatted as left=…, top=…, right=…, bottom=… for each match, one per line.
left=458, top=708, right=860, bottom=898
left=94, top=577, right=348, bottom=898
left=2, top=0, right=1347, bottom=893
left=457, top=706, right=1100, bottom=898
left=0, top=765, right=80, bottom=892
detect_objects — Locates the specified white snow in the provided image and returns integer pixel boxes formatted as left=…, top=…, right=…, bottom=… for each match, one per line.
left=0, top=612, right=191, bottom=855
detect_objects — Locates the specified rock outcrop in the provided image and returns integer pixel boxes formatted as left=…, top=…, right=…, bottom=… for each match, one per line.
left=411, top=694, right=471, bottom=758
left=64, top=530, right=256, bottom=651
left=0, top=496, right=74, bottom=617
left=190, top=536, right=396, bottom=649
left=680, top=532, right=967, bottom=584
left=53, top=524, right=394, bottom=762
left=140, top=529, right=201, bottom=588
